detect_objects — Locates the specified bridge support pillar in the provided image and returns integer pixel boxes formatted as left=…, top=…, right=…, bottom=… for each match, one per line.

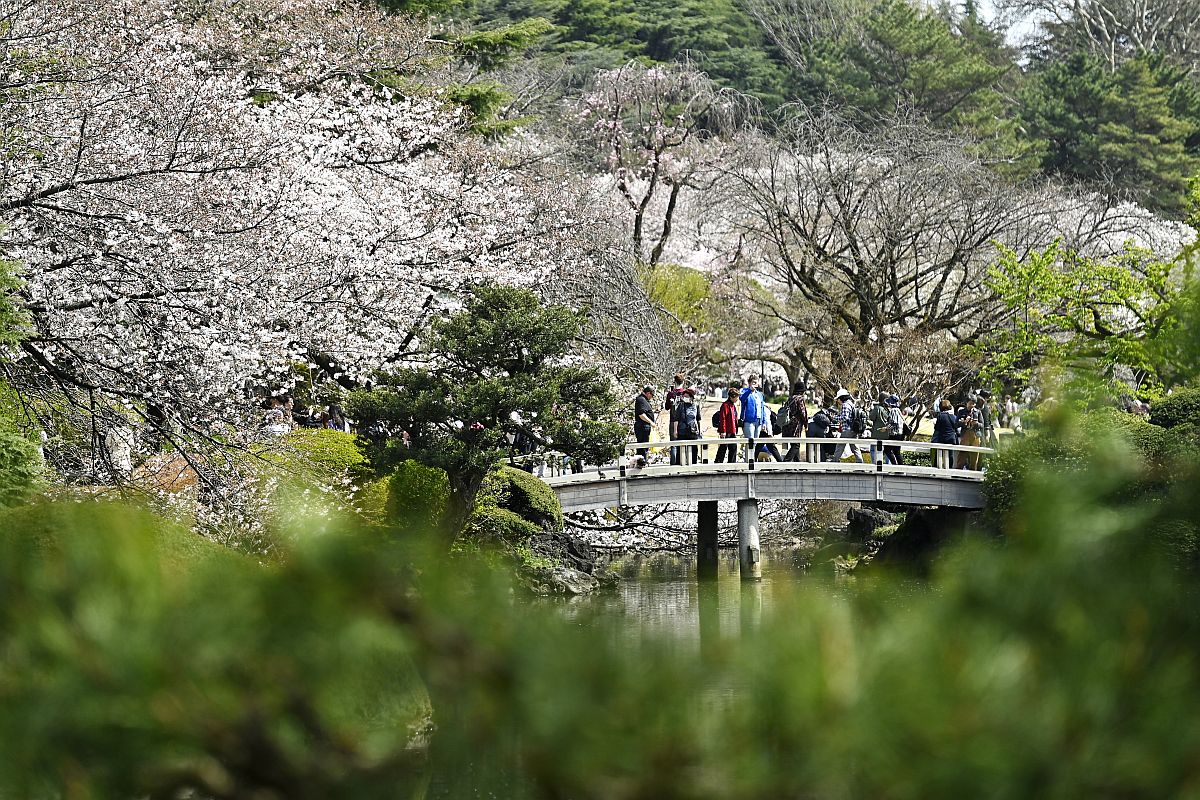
left=697, top=501, right=719, bottom=580
left=737, top=498, right=761, bottom=581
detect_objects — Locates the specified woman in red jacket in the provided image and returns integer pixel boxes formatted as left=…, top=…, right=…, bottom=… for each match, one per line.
left=714, top=386, right=740, bottom=463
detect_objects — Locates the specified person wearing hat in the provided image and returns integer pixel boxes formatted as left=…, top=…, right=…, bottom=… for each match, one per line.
left=832, top=387, right=865, bottom=463
left=633, top=385, right=656, bottom=463
left=884, top=394, right=904, bottom=465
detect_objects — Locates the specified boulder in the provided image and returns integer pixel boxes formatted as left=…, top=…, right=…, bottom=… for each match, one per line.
left=521, top=564, right=599, bottom=596
left=847, top=506, right=898, bottom=540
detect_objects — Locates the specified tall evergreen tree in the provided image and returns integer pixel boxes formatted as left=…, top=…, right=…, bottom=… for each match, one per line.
left=1021, top=53, right=1200, bottom=214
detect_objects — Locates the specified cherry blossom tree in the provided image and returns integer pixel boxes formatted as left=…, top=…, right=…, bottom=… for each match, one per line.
left=568, top=61, right=754, bottom=270
left=0, top=0, right=620, bottom=529
left=717, top=108, right=1194, bottom=401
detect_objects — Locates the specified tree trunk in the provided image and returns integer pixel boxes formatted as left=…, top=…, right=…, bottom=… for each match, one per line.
left=443, top=471, right=485, bottom=545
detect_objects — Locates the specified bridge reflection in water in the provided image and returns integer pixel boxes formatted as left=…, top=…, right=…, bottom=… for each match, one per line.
left=538, top=437, right=994, bottom=583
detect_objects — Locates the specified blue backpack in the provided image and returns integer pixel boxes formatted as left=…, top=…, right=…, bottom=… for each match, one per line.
left=677, top=402, right=700, bottom=437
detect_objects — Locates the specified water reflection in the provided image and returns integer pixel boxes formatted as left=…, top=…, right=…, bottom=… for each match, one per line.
left=555, top=549, right=930, bottom=655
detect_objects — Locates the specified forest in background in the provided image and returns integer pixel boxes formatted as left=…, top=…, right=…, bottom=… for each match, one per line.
left=431, top=0, right=1200, bottom=216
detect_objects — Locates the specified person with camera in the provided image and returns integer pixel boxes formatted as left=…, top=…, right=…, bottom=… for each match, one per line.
left=955, top=395, right=984, bottom=470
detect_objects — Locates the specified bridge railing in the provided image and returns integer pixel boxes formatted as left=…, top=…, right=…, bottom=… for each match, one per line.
left=516, top=437, right=995, bottom=481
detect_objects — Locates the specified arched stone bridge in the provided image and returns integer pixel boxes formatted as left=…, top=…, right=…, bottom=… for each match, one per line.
left=535, top=436, right=994, bottom=582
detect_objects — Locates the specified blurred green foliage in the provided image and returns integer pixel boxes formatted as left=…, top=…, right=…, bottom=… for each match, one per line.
left=0, top=503, right=431, bottom=799
left=385, top=460, right=452, bottom=533
left=4, top=408, right=1200, bottom=797
left=984, top=406, right=1199, bottom=566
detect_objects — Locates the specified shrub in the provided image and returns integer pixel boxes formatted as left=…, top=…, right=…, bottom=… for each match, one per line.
left=281, top=428, right=369, bottom=480
left=0, top=428, right=40, bottom=508
left=476, top=466, right=562, bottom=532
left=982, top=429, right=1091, bottom=525
left=385, top=460, right=450, bottom=533
left=1150, top=386, right=1200, bottom=429
left=462, top=504, right=541, bottom=544
left=354, top=474, right=392, bottom=524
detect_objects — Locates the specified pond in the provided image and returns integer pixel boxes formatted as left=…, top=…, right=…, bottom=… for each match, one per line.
left=425, top=545, right=929, bottom=798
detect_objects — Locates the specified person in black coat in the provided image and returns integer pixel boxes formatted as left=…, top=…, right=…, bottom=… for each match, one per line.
left=930, top=398, right=960, bottom=470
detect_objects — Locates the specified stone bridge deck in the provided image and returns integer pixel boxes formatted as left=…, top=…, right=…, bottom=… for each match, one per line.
left=546, top=460, right=985, bottom=513
left=536, top=437, right=992, bottom=581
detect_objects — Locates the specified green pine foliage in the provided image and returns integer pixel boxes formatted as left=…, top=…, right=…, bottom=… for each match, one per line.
left=348, top=283, right=623, bottom=539
left=465, top=0, right=795, bottom=106
left=1020, top=53, right=1200, bottom=214
left=802, top=1, right=1010, bottom=127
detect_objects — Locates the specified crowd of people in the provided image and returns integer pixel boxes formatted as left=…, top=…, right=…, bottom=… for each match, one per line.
left=633, top=374, right=1011, bottom=470
left=261, top=395, right=350, bottom=435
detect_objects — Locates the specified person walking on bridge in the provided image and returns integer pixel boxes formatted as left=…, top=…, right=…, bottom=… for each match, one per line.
left=781, top=381, right=808, bottom=462
left=885, top=394, right=904, bottom=465
left=714, top=386, right=740, bottom=463
left=832, top=388, right=865, bottom=463
left=633, top=385, right=656, bottom=464
left=673, top=388, right=702, bottom=465
left=931, top=398, right=959, bottom=470
left=979, top=389, right=999, bottom=448
left=868, top=393, right=894, bottom=465
left=664, top=373, right=686, bottom=466
left=956, top=396, right=984, bottom=470
left=739, top=375, right=768, bottom=457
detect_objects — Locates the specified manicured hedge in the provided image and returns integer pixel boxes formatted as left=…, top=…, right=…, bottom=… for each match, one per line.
left=476, top=466, right=563, bottom=532
left=1150, top=387, right=1200, bottom=429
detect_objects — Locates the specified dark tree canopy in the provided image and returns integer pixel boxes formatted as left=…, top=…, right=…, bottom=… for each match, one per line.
left=348, top=284, right=624, bottom=536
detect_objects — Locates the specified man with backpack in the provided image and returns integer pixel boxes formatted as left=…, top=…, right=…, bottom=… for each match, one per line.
left=832, top=388, right=866, bottom=463
left=780, top=380, right=809, bottom=462
left=739, top=375, right=768, bottom=452
left=868, top=392, right=893, bottom=465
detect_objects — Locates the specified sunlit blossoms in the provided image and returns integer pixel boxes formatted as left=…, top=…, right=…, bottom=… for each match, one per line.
left=1, top=0, right=604, bottom=482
